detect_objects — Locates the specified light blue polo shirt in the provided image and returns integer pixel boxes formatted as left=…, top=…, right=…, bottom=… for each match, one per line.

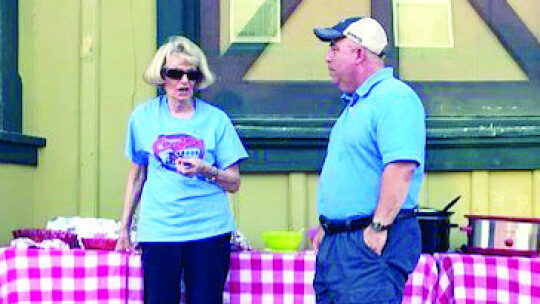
left=317, top=68, right=426, bottom=219
left=125, top=96, right=248, bottom=242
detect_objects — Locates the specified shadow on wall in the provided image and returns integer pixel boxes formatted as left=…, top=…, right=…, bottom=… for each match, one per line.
left=211, top=89, right=245, bottom=114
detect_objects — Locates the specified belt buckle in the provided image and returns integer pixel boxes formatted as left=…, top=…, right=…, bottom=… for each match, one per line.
left=321, top=222, right=329, bottom=232
left=344, top=219, right=352, bottom=231
left=320, top=218, right=330, bottom=233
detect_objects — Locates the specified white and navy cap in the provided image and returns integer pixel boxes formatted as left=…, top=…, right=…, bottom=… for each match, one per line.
left=314, top=17, right=388, bottom=57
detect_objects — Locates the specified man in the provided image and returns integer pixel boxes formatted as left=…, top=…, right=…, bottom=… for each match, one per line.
left=312, top=17, right=426, bottom=303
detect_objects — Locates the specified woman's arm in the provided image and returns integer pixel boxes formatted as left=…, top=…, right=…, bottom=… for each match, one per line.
left=115, top=163, right=147, bottom=251
left=206, top=164, right=241, bottom=193
left=176, top=158, right=241, bottom=193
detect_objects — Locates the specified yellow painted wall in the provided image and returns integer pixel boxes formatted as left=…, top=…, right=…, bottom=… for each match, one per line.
left=239, top=171, right=540, bottom=250
left=399, top=0, right=528, bottom=81
left=1, top=0, right=538, bottom=250
left=0, top=165, right=36, bottom=245
left=97, top=0, right=156, bottom=218
left=12, top=0, right=155, bottom=243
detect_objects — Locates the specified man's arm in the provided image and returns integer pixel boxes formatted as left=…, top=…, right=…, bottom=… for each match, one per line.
left=363, top=162, right=418, bottom=255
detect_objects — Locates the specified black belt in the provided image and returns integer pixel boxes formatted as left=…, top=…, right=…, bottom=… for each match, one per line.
left=319, top=209, right=416, bottom=234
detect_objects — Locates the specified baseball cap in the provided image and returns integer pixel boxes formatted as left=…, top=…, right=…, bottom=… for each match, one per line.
left=313, top=17, right=388, bottom=56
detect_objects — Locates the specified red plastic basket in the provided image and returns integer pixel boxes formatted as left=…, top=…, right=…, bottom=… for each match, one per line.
left=81, top=237, right=117, bottom=251
left=12, top=228, right=79, bottom=248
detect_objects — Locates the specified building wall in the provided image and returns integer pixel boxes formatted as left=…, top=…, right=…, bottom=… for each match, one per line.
left=1, top=0, right=538, bottom=247
left=245, top=0, right=530, bottom=81
left=10, top=0, right=156, bottom=246
left=0, top=165, right=36, bottom=244
left=237, top=171, right=540, bottom=249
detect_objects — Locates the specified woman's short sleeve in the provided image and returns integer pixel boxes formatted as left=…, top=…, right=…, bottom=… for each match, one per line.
left=214, top=115, right=248, bottom=169
left=125, top=113, right=149, bottom=165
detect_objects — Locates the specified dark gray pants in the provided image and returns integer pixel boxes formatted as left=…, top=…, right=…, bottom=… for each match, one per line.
left=141, top=233, right=231, bottom=304
left=314, top=217, right=421, bottom=304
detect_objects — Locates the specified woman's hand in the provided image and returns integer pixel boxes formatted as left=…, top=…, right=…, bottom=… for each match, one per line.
left=115, top=229, right=135, bottom=252
left=175, top=157, right=207, bottom=177
left=176, top=158, right=242, bottom=193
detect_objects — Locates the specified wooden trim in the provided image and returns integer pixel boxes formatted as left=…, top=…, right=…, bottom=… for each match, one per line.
left=0, top=0, right=22, bottom=132
left=372, top=0, right=398, bottom=76
left=468, top=0, right=540, bottom=80
left=465, top=214, right=540, bottom=223
left=237, top=117, right=540, bottom=172
left=157, top=0, right=200, bottom=45
left=533, top=170, right=540, bottom=217
left=413, top=82, right=540, bottom=116
left=204, top=81, right=540, bottom=118
left=239, top=135, right=540, bottom=172
left=205, top=82, right=341, bottom=117
left=0, top=0, right=46, bottom=166
left=78, top=0, right=100, bottom=216
left=0, top=131, right=46, bottom=166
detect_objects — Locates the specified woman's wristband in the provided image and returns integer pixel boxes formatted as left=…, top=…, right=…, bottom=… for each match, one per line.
left=206, top=165, right=219, bottom=182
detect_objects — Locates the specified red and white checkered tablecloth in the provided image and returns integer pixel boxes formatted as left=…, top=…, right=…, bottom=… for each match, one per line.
left=225, top=251, right=316, bottom=304
left=403, top=254, right=438, bottom=304
left=434, top=253, right=540, bottom=304
left=225, top=251, right=438, bottom=304
left=0, top=247, right=437, bottom=304
left=0, top=247, right=143, bottom=304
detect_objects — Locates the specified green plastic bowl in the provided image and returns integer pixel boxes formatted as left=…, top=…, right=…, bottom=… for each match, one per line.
left=261, top=230, right=303, bottom=252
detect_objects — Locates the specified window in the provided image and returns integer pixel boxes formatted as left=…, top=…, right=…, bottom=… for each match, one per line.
left=393, top=0, right=454, bottom=48
left=230, top=0, right=281, bottom=43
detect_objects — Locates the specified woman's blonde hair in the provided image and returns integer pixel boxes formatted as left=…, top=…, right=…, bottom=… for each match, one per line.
left=143, top=36, right=215, bottom=89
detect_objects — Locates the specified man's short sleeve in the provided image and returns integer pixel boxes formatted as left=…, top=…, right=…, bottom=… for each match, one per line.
left=376, top=87, right=425, bottom=166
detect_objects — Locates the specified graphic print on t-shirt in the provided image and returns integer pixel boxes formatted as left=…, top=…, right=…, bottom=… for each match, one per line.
left=152, top=134, right=205, bottom=172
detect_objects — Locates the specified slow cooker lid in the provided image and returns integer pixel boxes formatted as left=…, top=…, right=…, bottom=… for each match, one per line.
left=416, top=208, right=453, bottom=217
left=465, top=214, right=540, bottom=223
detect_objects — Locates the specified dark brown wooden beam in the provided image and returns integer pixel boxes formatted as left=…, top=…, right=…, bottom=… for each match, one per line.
left=469, top=0, right=540, bottom=80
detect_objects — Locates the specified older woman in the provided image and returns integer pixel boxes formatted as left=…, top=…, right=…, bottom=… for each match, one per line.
left=116, top=36, right=248, bottom=304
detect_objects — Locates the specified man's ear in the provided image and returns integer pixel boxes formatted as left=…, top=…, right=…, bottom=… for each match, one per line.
left=354, top=47, right=366, bottom=64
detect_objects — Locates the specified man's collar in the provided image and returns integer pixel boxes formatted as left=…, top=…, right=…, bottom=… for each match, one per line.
left=356, top=67, right=393, bottom=97
left=341, top=67, right=393, bottom=107
left=340, top=92, right=358, bottom=106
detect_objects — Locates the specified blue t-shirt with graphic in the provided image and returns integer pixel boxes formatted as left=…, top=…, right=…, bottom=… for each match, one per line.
left=125, top=96, right=248, bottom=242
left=317, top=68, right=426, bottom=219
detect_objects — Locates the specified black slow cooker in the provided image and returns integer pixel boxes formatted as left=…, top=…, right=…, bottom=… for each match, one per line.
left=417, top=209, right=455, bottom=253
left=416, top=196, right=460, bottom=253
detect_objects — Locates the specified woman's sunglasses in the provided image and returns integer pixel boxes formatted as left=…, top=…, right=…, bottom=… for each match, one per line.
left=161, top=68, right=203, bottom=82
